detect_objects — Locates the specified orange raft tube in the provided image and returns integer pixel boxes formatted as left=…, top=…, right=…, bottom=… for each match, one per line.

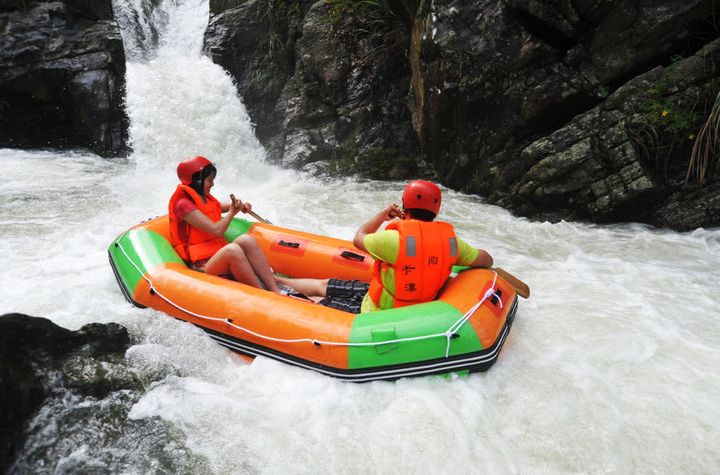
left=108, top=216, right=519, bottom=382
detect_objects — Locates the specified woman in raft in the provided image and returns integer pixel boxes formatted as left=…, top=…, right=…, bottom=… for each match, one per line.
left=168, top=155, right=282, bottom=294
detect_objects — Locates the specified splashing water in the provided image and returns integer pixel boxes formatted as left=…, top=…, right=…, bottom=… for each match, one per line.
left=1, top=0, right=719, bottom=473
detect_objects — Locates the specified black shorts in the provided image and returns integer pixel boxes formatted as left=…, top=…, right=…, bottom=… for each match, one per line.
left=319, top=279, right=370, bottom=314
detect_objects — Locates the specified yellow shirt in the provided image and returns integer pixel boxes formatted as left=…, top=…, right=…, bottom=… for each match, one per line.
left=360, top=229, right=479, bottom=313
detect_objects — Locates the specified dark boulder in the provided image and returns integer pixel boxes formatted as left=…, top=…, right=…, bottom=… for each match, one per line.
left=498, top=39, right=720, bottom=227
left=409, top=0, right=715, bottom=193
left=205, top=0, right=419, bottom=177
left=0, top=313, right=132, bottom=473
left=205, top=0, right=720, bottom=230
left=0, top=0, right=128, bottom=156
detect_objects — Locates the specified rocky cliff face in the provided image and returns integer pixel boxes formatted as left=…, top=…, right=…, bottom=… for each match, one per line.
left=205, top=0, right=719, bottom=231
left=505, top=39, right=720, bottom=229
left=0, top=314, right=132, bottom=473
left=205, top=0, right=419, bottom=176
left=0, top=0, right=128, bottom=156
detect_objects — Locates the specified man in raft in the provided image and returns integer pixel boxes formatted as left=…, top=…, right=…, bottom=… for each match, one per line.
left=277, top=180, right=494, bottom=312
left=169, top=155, right=283, bottom=294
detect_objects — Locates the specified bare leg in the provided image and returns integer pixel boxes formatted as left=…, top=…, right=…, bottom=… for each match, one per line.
left=233, top=235, right=281, bottom=293
left=204, top=243, right=262, bottom=288
left=276, top=276, right=329, bottom=297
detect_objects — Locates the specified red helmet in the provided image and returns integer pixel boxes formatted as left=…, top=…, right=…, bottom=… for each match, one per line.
left=177, top=155, right=212, bottom=185
left=402, top=180, right=442, bottom=216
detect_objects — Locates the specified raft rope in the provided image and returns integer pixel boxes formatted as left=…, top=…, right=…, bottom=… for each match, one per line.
left=115, top=235, right=501, bottom=358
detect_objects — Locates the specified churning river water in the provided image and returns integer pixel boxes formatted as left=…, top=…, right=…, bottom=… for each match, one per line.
left=1, top=0, right=719, bottom=473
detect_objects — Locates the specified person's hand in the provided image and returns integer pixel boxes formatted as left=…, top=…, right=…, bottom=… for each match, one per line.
left=240, top=201, right=252, bottom=214
left=229, top=194, right=243, bottom=215
left=385, top=203, right=405, bottom=220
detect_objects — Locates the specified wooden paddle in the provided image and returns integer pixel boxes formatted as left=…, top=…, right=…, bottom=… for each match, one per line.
left=492, top=267, right=530, bottom=299
left=230, top=194, right=273, bottom=225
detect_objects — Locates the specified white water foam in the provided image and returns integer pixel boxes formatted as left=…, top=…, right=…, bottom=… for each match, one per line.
left=2, top=144, right=719, bottom=473
left=1, top=0, right=719, bottom=472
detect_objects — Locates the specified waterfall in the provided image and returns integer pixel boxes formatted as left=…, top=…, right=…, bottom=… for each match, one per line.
left=113, top=0, right=273, bottom=184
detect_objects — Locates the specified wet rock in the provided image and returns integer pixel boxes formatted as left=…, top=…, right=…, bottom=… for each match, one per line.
left=205, top=0, right=719, bottom=230
left=654, top=180, right=720, bottom=230
left=413, top=0, right=713, bottom=188
left=0, top=0, right=128, bottom=156
left=499, top=38, right=720, bottom=226
left=0, top=313, right=132, bottom=473
left=205, top=0, right=418, bottom=176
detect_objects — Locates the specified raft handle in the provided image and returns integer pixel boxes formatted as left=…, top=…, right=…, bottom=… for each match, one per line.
left=278, top=240, right=300, bottom=248
left=340, top=251, right=366, bottom=262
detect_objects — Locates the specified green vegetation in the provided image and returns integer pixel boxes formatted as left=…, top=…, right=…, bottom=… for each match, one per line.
left=363, top=147, right=417, bottom=179
left=325, top=146, right=416, bottom=179
left=628, top=61, right=706, bottom=184
left=595, top=85, right=609, bottom=99
left=643, top=59, right=701, bottom=139
left=324, top=0, right=394, bottom=26
left=686, top=89, right=720, bottom=184
left=323, top=0, right=405, bottom=65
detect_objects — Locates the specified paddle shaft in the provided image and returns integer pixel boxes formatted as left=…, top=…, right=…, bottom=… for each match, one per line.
left=248, top=209, right=272, bottom=224
left=230, top=194, right=273, bottom=224
left=492, top=267, right=530, bottom=299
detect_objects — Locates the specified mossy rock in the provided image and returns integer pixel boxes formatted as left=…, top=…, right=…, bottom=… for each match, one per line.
left=209, top=0, right=247, bottom=14
left=360, top=147, right=418, bottom=179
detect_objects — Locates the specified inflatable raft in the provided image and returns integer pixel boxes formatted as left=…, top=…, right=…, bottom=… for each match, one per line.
left=108, top=216, right=518, bottom=382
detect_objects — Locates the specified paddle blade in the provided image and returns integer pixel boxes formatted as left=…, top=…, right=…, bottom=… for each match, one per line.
left=493, top=267, right=530, bottom=299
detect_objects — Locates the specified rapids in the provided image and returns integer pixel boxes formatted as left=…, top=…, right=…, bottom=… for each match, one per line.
left=1, top=0, right=718, bottom=472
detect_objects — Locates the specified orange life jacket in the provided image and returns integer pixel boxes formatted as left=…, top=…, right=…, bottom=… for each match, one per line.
left=168, top=184, right=227, bottom=263
left=368, top=219, right=458, bottom=309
